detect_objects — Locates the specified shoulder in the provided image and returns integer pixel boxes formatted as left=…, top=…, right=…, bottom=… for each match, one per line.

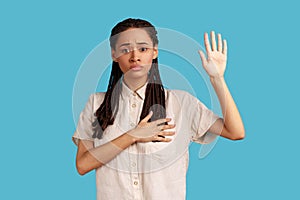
left=88, top=92, right=106, bottom=109
left=165, top=89, right=197, bottom=102
left=92, top=92, right=106, bottom=100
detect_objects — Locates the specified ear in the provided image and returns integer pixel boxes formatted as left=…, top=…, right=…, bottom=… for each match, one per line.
left=152, top=47, right=158, bottom=59
left=111, top=49, right=118, bottom=62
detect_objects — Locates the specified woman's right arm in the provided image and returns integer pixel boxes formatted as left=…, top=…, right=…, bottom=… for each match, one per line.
left=75, top=111, right=175, bottom=175
left=76, top=132, right=136, bottom=175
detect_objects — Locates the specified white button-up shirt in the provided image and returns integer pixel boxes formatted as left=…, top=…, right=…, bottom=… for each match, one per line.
left=73, top=81, right=220, bottom=200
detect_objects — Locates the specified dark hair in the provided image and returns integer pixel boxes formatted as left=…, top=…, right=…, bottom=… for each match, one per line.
left=93, top=18, right=166, bottom=139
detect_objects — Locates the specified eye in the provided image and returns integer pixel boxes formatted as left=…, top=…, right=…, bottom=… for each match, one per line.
left=120, top=48, right=130, bottom=54
left=139, top=47, right=148, bottom=52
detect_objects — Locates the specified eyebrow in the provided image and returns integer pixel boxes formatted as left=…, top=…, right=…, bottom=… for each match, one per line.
left=119, top=43, right=131, bottom=47
left=118, top=42, right=150, bottom=48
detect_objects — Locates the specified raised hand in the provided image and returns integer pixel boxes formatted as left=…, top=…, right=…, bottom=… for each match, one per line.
left=198, top=31, right=227, bottom=78
left=127, top=111, right=176, bottom=143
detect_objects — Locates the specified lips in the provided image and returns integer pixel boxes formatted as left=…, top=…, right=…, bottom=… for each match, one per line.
left=130, top=65, right=142, bottom=71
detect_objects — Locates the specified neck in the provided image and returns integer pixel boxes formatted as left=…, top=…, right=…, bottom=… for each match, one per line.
left=123, top=75, right=148, bottom=91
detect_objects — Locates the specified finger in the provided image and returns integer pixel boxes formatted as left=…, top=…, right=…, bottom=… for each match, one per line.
left=141, top=111, right=153, bottom=123
left=198, top=50, right=208, bottom=67
left=204, top=32, right=212, bottom=53
left=160, top=124, right=176, bottom=130
left=152, top=136, right=172, bottom=143
left=152, top=135, right=164, bottom=142
left=159, top=137, right=172, bottom=142
left=223, top=39, right=227, bottom=55
left=210, top=31, right=216, bottom=51
left=159, top=131, right=175, bottom=136
left=217, top=33, right=222, bottom=52
left=151, top=118, right=171, bottom=126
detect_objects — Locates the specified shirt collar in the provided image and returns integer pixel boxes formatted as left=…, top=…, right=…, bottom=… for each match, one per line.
left=121, top=79, right=147, bottom=100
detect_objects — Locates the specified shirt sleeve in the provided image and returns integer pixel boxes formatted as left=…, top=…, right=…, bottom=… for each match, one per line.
left=72, top=93, right=101, bottom=146
left=185, top=92, right=221, bottom=144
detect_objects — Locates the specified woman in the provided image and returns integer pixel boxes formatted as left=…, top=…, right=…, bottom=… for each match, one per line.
left=72, top=18, right=245, bottom=200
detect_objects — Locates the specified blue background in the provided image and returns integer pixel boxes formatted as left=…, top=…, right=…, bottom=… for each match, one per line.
left=1, top=0, right=299, bottom=199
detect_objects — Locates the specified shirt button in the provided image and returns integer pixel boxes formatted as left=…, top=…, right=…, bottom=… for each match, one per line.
left=132, top=103, right=136, bottom=108
left=130, top=123, right=135, bottom=127
left=133, top=93, right=136, bottom=96
left=134, top=181, right=138, bottom=185
left=131, top=162, right=136, bottom=167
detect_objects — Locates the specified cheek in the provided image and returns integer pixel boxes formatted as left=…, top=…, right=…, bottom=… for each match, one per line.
left=116, top=57, right=130, bottom=73
left=119, top=64, right=129, bottom=73
left=144, top=54, right=155, bottom=65
left=143, top=55, right=154, bottom=70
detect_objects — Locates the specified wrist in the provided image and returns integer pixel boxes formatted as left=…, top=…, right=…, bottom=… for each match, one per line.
left=209, top=75, right=224, bottom=81
left=210, top=75, right=225, bottom=83
left=125, top=131, right=138, bottom=144
left=209, top=76, right=226, bottom=89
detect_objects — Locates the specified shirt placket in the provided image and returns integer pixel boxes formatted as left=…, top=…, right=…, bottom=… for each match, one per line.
left=129, top=92, right=142, bottom=200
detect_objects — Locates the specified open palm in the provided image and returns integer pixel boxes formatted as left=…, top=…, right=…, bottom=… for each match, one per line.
left=199, top=31, right=227, bottom=78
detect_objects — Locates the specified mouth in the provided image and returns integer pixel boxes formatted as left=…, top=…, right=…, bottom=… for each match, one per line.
left=129, top=65, right=142, bottom=71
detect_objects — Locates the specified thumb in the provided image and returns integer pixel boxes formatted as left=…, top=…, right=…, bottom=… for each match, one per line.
left=198, top=50, right=208, bottom=67
left=141, top=111, right=153, bottom=123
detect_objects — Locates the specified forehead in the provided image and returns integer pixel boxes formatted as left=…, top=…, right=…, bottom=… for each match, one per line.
left=115, top=28, right=153, bottom=46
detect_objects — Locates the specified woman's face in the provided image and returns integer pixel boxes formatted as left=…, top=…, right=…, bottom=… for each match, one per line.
left=111, top=28, right=158, bottom=80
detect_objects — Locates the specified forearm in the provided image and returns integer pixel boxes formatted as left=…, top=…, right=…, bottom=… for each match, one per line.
left=210, top=76, right=245, bottom=139
left=77, top=132, right=136, bottom=175
left=76, top=113, right=174, bottom=175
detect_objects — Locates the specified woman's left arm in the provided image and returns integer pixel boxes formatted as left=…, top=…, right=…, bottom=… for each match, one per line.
left=199, top=31, right=245, bottom=140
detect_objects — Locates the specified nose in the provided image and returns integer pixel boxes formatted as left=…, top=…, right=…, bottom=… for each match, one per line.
left=129, top=49, right=140, bottom=62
